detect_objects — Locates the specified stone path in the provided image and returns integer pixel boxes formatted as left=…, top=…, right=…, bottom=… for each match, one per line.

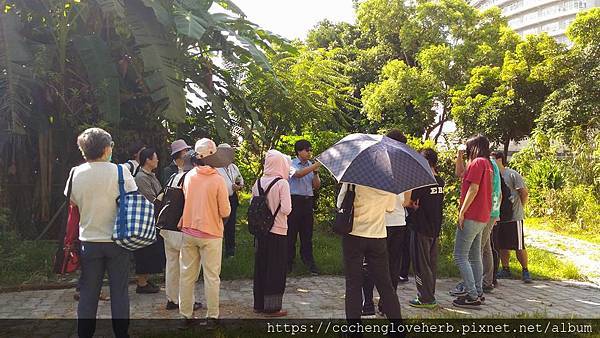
left=1, top=276, right=598, bottom=320
left=526, top=228, right=600, bottom=285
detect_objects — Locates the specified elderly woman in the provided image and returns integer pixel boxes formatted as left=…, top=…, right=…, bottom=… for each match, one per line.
left=66, top=128, right=135, bottom=338
left=251, top=150, right=293, bottom=317
left=133, top=147, right=166, bottom=294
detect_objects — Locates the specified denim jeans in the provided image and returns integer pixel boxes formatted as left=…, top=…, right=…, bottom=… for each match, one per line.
left=453, top=219, right=487, bottom=299
left=78, top=242, right=130, bottom=338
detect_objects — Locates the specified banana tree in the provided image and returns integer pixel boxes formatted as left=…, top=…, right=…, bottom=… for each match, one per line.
left=0, top=0, right=282, bottom=234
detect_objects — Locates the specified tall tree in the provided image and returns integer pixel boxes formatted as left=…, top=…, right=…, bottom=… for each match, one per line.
left=452, top=34, right=564, bottom=155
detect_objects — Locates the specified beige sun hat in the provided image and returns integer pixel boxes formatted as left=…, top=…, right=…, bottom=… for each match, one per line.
left=194, top=138, right=234, bottom=168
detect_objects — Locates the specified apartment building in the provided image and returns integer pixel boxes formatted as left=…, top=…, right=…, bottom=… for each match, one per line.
left=470, top=0, right=600, bottom=44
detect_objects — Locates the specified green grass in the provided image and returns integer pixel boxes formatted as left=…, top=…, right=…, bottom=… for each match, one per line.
left=0, top=199, right=586, bottom=288
left=526, top=217, right=600, bottom=245
left=0, top=233, right=58, bottom=287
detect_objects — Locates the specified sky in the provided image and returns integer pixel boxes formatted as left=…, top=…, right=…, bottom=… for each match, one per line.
left=230, top=0, right=357, bottom=41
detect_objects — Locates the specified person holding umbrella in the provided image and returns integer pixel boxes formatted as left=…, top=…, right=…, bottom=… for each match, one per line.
left=318, top=133, right=437, bottom=324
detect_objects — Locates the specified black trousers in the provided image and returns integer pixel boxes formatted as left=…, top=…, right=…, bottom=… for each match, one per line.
left=287, top=195, right=315, bottom=267
left=224, top=194, right=239, bottom=255
left=364, top=226, right=404, bottom=311
left=410, top=230, right=439, bottom=303
left=343, top=234, right=402, bottom=320
left=398, top=226, right=411, bottom=278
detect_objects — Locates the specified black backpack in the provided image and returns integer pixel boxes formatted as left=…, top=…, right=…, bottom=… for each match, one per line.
left=155, top=171, right=189, bottom=231
left=499, top=174, right=514, bottom=222
left=333, top=184, right=355, bottom=235
left=247, top=177, right=282, bottom=236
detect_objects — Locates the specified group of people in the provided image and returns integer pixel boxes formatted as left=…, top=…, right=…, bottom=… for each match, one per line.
left=345, top=132, right=530, bottom=322
left=67, top=128, right=325, bottom=337
left=66, top=127, right=530, bottom=337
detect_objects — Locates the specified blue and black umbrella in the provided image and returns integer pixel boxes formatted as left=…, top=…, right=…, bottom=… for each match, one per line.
left=316, top=133, right=437, bottom=194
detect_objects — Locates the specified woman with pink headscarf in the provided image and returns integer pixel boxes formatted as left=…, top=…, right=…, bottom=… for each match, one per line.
left=251, top=150, right=293, bottom=317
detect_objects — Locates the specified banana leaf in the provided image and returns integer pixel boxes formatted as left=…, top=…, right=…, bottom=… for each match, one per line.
left=74, top=35, right=120, bottom=124
left=126, top=0, right=186, bottom=123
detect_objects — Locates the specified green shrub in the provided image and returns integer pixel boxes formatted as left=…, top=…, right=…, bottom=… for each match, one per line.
left=532, top=185, right=600, bottom=234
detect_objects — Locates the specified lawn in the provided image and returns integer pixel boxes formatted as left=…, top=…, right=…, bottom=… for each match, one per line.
left=525, top=217, right=600, bottom=245
left=222, top=195, right=582, bottom=282
left=0, top=196, right=585, bottom=288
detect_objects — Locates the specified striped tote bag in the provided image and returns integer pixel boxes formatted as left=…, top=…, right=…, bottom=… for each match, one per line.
left=112, top=164, right=157, bottom=250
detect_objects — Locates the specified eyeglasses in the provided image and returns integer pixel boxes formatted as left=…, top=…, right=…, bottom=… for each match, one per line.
left=305, top=148, right=313, bottom=152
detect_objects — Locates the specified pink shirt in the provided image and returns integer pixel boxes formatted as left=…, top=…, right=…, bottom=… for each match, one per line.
left=181, top=166, right=231, bottom=238
left=251, top=150, right=292, bottom=236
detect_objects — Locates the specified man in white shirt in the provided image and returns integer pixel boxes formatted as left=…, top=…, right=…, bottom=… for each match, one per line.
left=216, top=144, right=244, bottom=258
left=124, top=141, right=146, bottom=177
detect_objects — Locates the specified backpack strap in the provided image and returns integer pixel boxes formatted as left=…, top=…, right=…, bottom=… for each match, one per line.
left=133, top=163, right=140, bottom=177
left=126, top=161, right=134, bottom=174
left=257, top=177, right=283, bottom=218
left=263, top=177, right=282, bottom=196
left=177, top=170, right=190, bottom=188
left=65, top=168, right=75, bottom=203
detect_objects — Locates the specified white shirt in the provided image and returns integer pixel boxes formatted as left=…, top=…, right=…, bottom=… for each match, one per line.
left=217, top=164, right=244, bottom=196
left=125, top=159, right=140, bottom=175
left=337, top=183, right=396, bottom=238
left=65, top=162, right=137, bottom=242
left=385, top=193, right=407, bottom=227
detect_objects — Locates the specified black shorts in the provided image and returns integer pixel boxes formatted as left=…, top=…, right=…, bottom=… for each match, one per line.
left=493, top=220, right=526, bottom=250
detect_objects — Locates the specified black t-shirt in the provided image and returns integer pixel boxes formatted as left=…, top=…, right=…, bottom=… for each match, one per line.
left=407, top=175, right=445, bottom=238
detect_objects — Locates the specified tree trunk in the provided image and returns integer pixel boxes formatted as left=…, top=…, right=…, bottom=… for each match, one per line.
left=503, top=138, right=510, bottom=160
left=38, top=129, right=52, bottom=222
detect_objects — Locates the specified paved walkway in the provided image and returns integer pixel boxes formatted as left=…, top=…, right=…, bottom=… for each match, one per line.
left=1, top=276, right=598, bottom=320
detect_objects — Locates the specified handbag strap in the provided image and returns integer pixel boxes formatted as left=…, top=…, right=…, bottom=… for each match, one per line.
left=116, top=164, right=127, bottom=237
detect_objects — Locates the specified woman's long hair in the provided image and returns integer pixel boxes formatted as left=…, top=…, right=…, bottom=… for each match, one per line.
left=465, top=135, right=490, bottom=161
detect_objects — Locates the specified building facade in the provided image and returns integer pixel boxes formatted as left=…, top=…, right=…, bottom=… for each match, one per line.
left=470, top=0, right=600, bottom=44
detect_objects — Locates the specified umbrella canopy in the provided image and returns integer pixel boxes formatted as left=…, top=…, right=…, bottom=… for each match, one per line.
left=316, top=133, right=437, bottom=194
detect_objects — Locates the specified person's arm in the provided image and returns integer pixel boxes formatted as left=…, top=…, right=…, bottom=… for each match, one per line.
left=455, top=150, right=466, bottom=178
left=292, top=162, right=321, bottom=178
left=235, top=165, right=244, bottom=187
left=401, top=190, right=412, bottom=207
left=312, top=171, right=321, bottom=190
left=217, top=179, right=231, bottom=219
left=385, top=193, right=396, bottom=213
left=517, top=187, right=529, bottom=206
left=458, top=183, right=479, bottom=229
left=336, top=183, right=348, bottom=209
left=279, top=181, right=293, bottom=216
